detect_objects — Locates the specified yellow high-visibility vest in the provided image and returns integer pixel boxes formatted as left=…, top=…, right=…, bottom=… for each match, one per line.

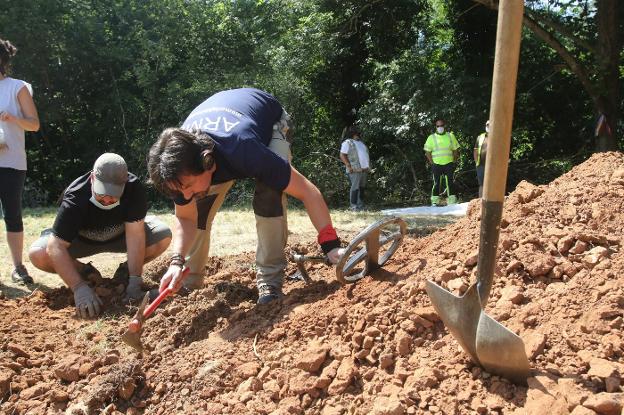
left=424, top=132, right=458, bottom=165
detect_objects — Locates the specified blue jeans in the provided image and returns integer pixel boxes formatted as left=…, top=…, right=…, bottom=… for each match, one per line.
left=348, top=171, right=367, bottom=209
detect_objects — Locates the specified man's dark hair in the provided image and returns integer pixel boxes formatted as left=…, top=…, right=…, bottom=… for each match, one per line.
left=0, top=39, right=18, bottom=76
left=348, top=126, right=360, bottom=137
left=147, top=128, right=215, bottom=197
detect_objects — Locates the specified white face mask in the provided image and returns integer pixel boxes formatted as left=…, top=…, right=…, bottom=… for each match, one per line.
left=436, top=127, right=445, bottom=134
left=90, top=194, right=120, bottom=210
left=486, top=126, right=490, bottom=133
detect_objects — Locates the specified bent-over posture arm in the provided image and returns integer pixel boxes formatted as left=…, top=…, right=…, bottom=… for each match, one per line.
left=47, top=236, right=83, bottom=290
left=47, top=236, right=102, bottom=318
left=284, top=166, right=343, bottom=263
left=284, top=166, right=331, bottom=232
left=172, top=201, right=199, bottom=258
left=159, top=201, right=198, bottom=292
left=125, top=219, right=146, bottom=277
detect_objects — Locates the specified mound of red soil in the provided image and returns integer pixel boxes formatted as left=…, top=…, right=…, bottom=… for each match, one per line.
left=1, top=152, right=623, bottom=414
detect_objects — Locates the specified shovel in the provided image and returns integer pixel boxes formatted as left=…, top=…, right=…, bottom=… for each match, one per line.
left=425, top=0, right=530, bottom=384
left=121, top=267, right=190, bottom=352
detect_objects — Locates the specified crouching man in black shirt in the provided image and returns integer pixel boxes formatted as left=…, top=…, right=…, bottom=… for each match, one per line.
left=29, top=153, right=172, bottom=318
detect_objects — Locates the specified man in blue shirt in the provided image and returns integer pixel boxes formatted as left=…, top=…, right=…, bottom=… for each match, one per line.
left=147, top=88, right=343, bottom=304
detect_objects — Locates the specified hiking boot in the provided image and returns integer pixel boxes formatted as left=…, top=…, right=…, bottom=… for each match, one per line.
left=11, top=264, right=33, bottom=284
left=257, top=284, right=283, bottom=305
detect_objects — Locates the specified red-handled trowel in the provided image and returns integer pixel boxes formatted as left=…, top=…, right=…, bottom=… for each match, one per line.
left=121, top=267, right=190, bottom=352
left=425, top=0, right=530, bottom=384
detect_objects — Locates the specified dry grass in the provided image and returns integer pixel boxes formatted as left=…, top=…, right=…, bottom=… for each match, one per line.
left=0, top=206, right=456, bottom=298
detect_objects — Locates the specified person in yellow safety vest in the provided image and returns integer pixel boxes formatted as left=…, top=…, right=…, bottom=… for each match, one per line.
left=423, top=119, right=459, bottom=206
left=474, top=120, right=490, bottom=198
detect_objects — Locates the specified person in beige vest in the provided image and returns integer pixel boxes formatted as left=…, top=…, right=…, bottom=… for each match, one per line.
left=474, top=120, right=490, bottom=198
left=339, top=126, right=370, bottom=211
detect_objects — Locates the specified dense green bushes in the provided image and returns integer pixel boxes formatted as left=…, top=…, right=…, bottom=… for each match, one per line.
left=2, top=0, right=621, bottom=208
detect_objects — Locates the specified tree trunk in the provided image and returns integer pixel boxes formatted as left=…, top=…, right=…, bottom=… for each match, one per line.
left=472, top=0, right=621, bottom=151
left=595, top=0, right=620, bottom=151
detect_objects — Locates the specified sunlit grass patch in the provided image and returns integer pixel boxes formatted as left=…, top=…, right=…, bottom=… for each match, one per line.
left=1, top=206, right=458, bottom=299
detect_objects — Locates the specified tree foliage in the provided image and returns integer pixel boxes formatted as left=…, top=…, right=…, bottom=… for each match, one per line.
left=1, top=0, right=622, bottom=208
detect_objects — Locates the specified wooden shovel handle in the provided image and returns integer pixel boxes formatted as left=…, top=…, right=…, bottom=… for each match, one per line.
left=477, top=0, right=524, bottom=305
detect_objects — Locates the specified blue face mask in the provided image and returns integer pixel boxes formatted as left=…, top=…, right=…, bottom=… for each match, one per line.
left=90, top=193, right=120, bottom=210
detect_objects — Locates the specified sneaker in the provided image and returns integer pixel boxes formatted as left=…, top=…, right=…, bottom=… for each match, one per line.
left=11, top=264, right=34, bottom=284
left=257, top=284, right=283, bottom=305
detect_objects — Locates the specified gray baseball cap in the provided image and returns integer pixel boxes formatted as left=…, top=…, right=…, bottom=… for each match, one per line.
left=92, top=153, right=128, bottom=197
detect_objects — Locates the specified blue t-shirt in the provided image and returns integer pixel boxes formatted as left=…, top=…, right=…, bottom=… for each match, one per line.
left=176, top=88, right=291, bottom=205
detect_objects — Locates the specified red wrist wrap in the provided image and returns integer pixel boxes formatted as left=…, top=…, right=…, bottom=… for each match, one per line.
left=317, top=224, right=338, bottom=245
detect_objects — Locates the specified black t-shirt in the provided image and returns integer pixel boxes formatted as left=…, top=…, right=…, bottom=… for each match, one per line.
left=52, top=172, right=148, bottom=244
left=175, top=88, right=292, bottom=205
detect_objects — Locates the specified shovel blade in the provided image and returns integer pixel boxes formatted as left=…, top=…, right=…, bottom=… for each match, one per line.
left=476, top=313, right=530, bottom=384
left=425, top=280, right=482, bottom=364
left=425, top=281, right=529, bottom=384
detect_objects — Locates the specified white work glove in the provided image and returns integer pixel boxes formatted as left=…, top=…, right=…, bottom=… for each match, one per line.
left=327, top=247, right=346, bottom=265
left=123, top=275, right=145, bottom=303
left=73, top=281, right=103, bottom=318
left=159, top=264, right=185, bottom=293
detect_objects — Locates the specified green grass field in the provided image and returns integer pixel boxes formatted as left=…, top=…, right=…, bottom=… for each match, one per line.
left=0, top=206, right=456, bottom=298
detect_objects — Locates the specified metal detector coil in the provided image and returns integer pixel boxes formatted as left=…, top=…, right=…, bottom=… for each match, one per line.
left=336, top=216, right=407, bottom=283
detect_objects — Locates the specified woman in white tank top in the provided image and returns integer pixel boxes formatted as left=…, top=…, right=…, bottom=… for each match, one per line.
left=0, top=38, right=40, bottom=284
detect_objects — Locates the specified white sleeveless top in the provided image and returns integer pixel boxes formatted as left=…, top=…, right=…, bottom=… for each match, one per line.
left=0, top=77, right=33, bottom=170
